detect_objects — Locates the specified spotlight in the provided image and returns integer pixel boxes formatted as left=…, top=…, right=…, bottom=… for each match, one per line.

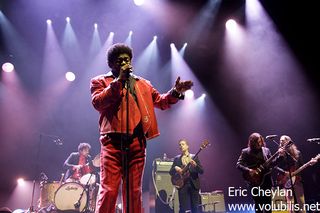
left=200, top=93, right=206, bottom=99
left=183, top=43, right=188, bottom=48
left=129, top=30, right=133, bottom=36
left=94, top=23, right=98, bottom=29
left=17, top=178, right=25, bottom=186
left=226, top=19, right=237, bottom=31
left=66, top=17, right=70, bottom=23
left=46, top=19, right=52, bottom=25
left=12, top=209, right=25, bottom=213
left=65, top=71, right=76, bottom=82
left=2, top=62, right=14, bottom=72
left=133, top=0, right=144, bottom=6
left=185, top=90, right=194, bottom=99
left=170, top=43, right=175, bottom=48
left=153, top=36, right=157, bottom=40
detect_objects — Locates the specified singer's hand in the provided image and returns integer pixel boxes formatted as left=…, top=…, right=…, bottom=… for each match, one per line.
left=174, top=76, right=193, bottom=93
left=118, top=63, right=132, bottom=80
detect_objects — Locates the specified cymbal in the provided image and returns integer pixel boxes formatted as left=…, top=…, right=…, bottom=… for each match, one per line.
left=92, top=153, right=100, bottom=167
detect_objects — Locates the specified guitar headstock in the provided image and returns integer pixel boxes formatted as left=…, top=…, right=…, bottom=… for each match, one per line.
left=308, top=154, right=320, bottom=166
left=200, top=140, right=210, bottom=150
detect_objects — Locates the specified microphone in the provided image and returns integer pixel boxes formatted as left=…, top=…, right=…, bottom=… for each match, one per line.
left=265, top=135, right=277, bottom=139
left=125, top=67, right=133, bottom=78
left=307, top=138, right=320, bottom=142
left=53, top=138, right=63, bottom=145
left=121, top=63, right=133, bottom=79
left=126, top=67, right=133, bottom=73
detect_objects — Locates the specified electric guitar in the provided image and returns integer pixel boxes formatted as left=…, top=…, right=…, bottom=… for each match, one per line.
left=277, top=154, right=320, bottom=189
left=243, top=141, right=293, bottom=187
left=171, top=140, right=209, bottom=189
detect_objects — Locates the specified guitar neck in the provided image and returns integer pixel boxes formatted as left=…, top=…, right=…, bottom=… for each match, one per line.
left=263, top=149, right=280, bottom=167
left=181, top=148, right=202, bottom=173
left=292, top=160, right=312, bottom=176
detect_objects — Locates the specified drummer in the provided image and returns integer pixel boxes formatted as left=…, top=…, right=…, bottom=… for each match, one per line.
left=63, top=142, right=98, bottom=184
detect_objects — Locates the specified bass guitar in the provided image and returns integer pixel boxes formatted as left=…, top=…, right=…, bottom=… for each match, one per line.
left=277, top=154, right=320, bottom=189
left=243, top=141, right=293, bottom=187
left=171, top=140, right=209, bottom=189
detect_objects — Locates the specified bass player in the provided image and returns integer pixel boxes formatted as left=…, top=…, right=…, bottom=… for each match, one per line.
left=169, top=139, right=204, bottom=213
left=276, top=135, right=319, bottom=213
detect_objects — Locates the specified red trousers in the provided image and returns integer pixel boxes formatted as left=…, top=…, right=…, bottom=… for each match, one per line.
left=96, top=134, right=146, bottom=213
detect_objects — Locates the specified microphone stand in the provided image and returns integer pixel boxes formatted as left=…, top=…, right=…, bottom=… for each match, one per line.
left=28, top=133, right=44, bottom=213
left=285, top=153, right=298, bottom=213
left=269, top=138, right=298, bottom=163
left=28, top=133, right=62, bottom=213
left=74, top=173, right=93, bottom=212
left=121, top=75, right=130, bottom=213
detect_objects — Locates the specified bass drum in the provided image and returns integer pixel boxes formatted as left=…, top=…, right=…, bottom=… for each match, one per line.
left=54, top=182, right=87, bottom=212
left=39, top=181, right=61, bottom=208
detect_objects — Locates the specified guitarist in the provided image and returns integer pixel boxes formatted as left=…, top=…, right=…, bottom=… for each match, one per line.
left=237, top=133, right=285, bottom=213
left=169, top=139, right=204, bottom=213
left=276, top=135, right=310, bottom=213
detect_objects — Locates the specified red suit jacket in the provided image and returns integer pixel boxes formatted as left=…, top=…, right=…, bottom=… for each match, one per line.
left=90, top=72, right=179, bottom=140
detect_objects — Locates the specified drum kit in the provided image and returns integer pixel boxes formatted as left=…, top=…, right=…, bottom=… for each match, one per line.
left=38, top=153, right=101, bottom=213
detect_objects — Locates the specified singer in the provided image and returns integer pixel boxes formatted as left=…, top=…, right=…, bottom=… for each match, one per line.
left=90, top=43, right=193, bottom=213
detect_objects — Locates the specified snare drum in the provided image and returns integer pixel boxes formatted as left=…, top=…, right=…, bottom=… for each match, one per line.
left=54, top=182, right=87, bottom=212
left=80, top=173, right=96, bottom=185
left=39, top=181, right=61, bottom=208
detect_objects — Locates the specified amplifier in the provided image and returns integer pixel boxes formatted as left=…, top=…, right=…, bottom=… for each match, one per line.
left=200, top=191, right=226, bottom=212
left=272, top=188, right=289, bottom=213
left=153, top=159, right=179, bottom=213
left=155, top=159, right=173, bottom=172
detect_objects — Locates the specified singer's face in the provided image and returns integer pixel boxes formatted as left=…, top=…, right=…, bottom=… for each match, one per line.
left=112, top=53, right=131, bottom=71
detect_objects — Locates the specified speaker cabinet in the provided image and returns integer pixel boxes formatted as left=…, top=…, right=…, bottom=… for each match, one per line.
left=271, top=188, right=289, bottom=213
left=154, top=160, right=179, bottom=213
left=200, top=191, right=226, bottom=212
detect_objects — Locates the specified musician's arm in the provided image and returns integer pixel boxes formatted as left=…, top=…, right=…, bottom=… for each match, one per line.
left=63, top=153, right=78, bottom=169
left=236, top=150, right=251, bottom=172
left=169, top=157, right=180, bottom=176
left=190, top=157, right=204, bottom=174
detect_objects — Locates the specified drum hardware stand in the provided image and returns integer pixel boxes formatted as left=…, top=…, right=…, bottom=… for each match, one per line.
left=28, top=133, right=62, bottom=213
left=74, top=173, right=94, bottom=212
